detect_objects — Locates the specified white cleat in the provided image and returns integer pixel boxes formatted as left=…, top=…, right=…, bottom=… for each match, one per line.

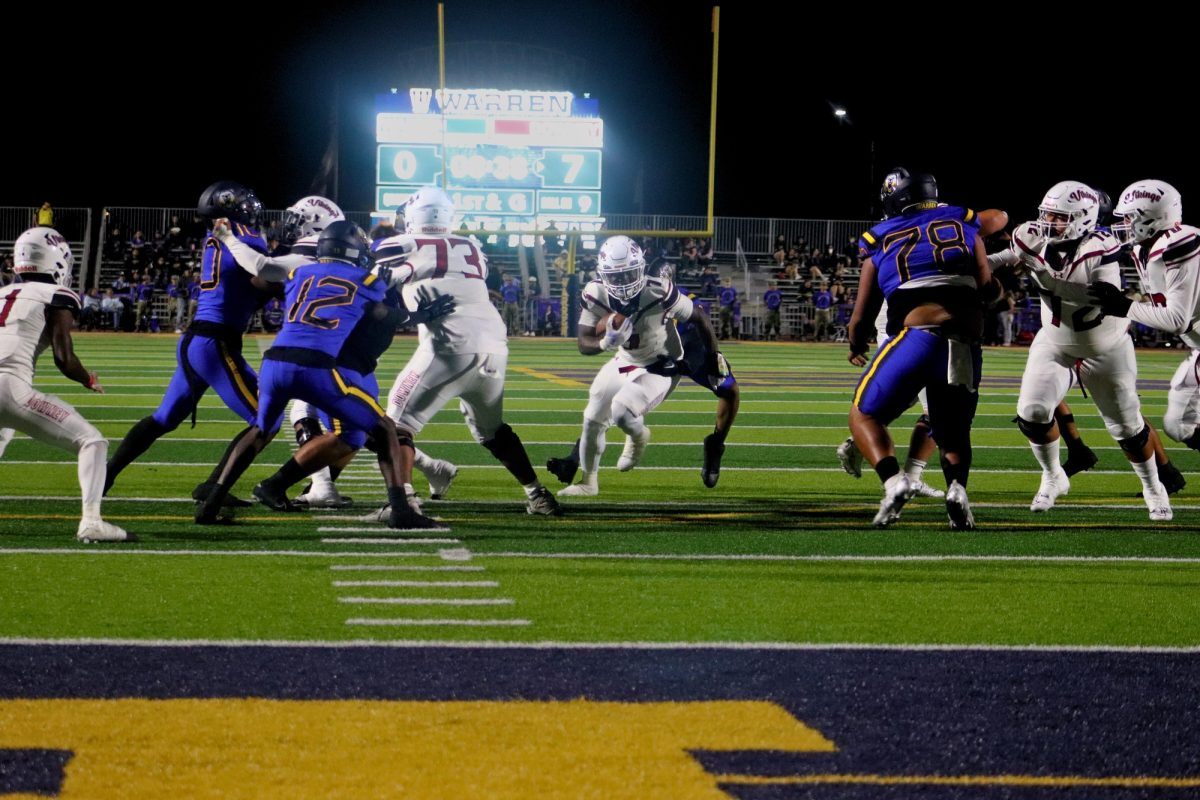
left=836, top=437, right=863, bottom=478
left=558, top=482, right=598, bottom=497
left=1030, top=469, right=1070, bottom=512
left=945, top=481, right=975, bottom=530
left=423, top=458, right=458, bottom=500
left=77, top=518, right=132, bottom=543
left=616, top=427, right=651, bottom=472
left=872, top=473, right=912, bottom=528
left=1144, top=486, right=1173, bottom=521
left=909, top=478, right=945, bottom=499
left=295, top=483, right=353, bottom=509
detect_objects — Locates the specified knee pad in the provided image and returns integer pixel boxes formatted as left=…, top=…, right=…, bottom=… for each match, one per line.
left=395, top=428, right=414, bottom=449
left=293, top=417, right=324, bottom=446
left=1184, top=429, right=1200, bottom=451
left=1117, top=424, right=1151, bottom=455
left=1014, top=415, right=1055, bottom=440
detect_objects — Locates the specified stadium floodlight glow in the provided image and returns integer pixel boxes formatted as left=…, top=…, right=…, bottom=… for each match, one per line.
left=833, top=107, right=847, bottom=118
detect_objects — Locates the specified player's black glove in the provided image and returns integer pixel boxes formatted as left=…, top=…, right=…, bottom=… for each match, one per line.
left=409, top=294, right=456, bottom=325
left=1087, top=282, right=1133, bottom=318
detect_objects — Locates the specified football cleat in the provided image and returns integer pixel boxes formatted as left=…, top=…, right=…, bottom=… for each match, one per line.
left=192, top=481, right=252, bottom=509
left=1062, top=444, right=1098, bottom=477
left=558, top=481, right=598, bottom=497
left=252, top=483, right=301, bottom=512
left=1144, top=485, right=1173, bottom=521
left=872, top=473, right=912, bottom=528
left=294, top=483, right=353, bottom=509
left=836, top=437, right=863, bottom=478
left=1030, top=469, right=1070, bottom=512
left=388, top=505, right=448, bottom=531
left=908, top=478, right=945, bottom=498
left=77, top=519, right=133, bottom=543
left=423, top=458, right=458, bottom=500
left=194, top=500, right=235, bottom=526
left=526, top=487, right=564, bottom=516
left=701, top=433, right=725, bottom=488
left=945, top=481, right=976, bottom=530
left=546, top=456, right=580, bottom=485
left=616, top=427, right=651, bottom=472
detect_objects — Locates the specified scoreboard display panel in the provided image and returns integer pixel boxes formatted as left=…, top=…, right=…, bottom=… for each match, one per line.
left=375, top=88, right=605, bottom=245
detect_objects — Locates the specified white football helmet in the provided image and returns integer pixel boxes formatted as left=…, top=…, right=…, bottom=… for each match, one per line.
left=13, top=226, right=73, bottom=287
left=404, top=186, right=455, bottom=235
left=1113, top=180, right=1183, bottom=244
left=1034, top=181, right=1099, bottom=244
left=281, top=195, right=344, bottom=245
left=597, top=236, right=647, bottom=302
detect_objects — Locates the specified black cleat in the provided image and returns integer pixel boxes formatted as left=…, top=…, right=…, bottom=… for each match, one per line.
left=701, top=433, right=725, bottom=488
left=388, top=506, right=448, bottom=531
left=1062, top=445, right=1098, bottom=477
left=546, top=457, right=579, bottom=485
left=252, top=482, right=301, bottom=512
left=192, top=481, right=253, bottom=508
left=194, top=499, right=235, bottom=526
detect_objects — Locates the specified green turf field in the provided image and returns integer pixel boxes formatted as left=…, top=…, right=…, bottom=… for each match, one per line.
left=1, top=333, right=1198, bottom=648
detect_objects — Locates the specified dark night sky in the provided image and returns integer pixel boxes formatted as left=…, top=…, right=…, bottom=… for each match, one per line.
left=5, top=3, right=1192, bottom=225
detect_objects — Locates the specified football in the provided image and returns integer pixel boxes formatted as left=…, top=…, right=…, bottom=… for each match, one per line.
left=594, top=312, right=626, bottom=335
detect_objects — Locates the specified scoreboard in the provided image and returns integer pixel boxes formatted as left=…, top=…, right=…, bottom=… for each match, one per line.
left=375, top=88, right=605, bottom=244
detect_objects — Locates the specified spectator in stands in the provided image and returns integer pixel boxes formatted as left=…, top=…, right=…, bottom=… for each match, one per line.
left=996, top=290, right=1016, bottom=346
left=164, top=216, right=186, bottom=252
left=697, top=238, right=714, bottom=268
left=680, top=238, right=699, bottom=271
left=813, top=281, right=833, bottom=341
left=773, top=241, right=787, bottom=266
left=780, top=260, right=799, bottom=281
left=111, top=271, right=130, bottom=295
left=500, top=273, right=522, bottom=335
left=133, top=273, right=155, bottom=332
left=261, top=297, right=284, bottom=333
left=124, top=247, right=146, bottom=276
left=541, top=302, right=559, bottom=336
left=104, top=223, right=126, bottom=260
left=718, top=277, right=738, bottom=339
left=185, top=269, right=201, bottom=330
left=0, top=254, right=13, bottom=286
left=167, top=275, right=188, bottom=333
left=101, top=288, right=123, bottom=330
left=700, top=265, right=719, bottom=296
left=763, top=281, right=783, bottom=341
left=35, top=202, right=53, bottom=228
left=80, top=288, right=102, bottom=331
left=524, top=276, right=540, bottom=336
left=543, top=220, right=562, bottom=255
left=830, top=277, right=847, bottom=306
left=128, top=229, right=147, bottom=253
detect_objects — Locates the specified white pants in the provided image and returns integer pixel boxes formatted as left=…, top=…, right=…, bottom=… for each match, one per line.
left=583, top=355, right=680, bottom=429
left=0, top=375, right=104, bottom=452
left=1164, top=349, right=1200, bottom=443
left=1017, top=332, right=1143, bottom=439
left=387, top=345, right=508, bottom=443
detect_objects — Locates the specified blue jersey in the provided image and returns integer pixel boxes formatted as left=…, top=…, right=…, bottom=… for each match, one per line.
left=272, top=260, right=386, bottom=358
left=764, top=289, right=782, bottom=311
left=859, top=205, right=982, bottom=299
left=719, top=286, right=737, bottom=307
left=194, top=223, right=269, bottom=329
left=501, top=283, right=521, bottom=303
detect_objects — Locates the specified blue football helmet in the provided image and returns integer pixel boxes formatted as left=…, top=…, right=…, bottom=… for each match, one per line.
left=197, top=180, right=263, bottom=226
left=880, top=167, right=938, bottom=219
left=316, top=220, right=371, bottom=269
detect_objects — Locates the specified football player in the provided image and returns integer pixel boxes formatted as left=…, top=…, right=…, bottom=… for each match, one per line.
left=215, top=196, right=458, bottom=510
left=848, top=168, right=1008, bottom=529
left=556, top=236, right=722, bottom=497
left=547, top=258, right=738, bottom=488
left=104, top=181, right=276, bottom=507
left=373, top=186, right=561, bottom=516
left=1090, top=180, right=1200, bottom=463
left=999, top=182, right=1171, bottom=519
left=0, top=228, right=130, bottom=541
left=193, top=221, right=443, bottom=529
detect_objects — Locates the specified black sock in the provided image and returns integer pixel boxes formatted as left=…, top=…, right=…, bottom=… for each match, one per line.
left=263, top=458, right=309, bottom=492
left=874, top=456, right=900, bottom=483
left=329, top=464, right=344, bottom=482
left=483, top=424, right=537, bottom=485
left=206, top=426, right=254, bottom=485
left=106, top=416, right=169, bottom=491
left=709, top=426, right=728, bottom=445
left=1185, top=430, right=1200, bottom=451
left=942, top=459, right=970, bottom=488
left=387, top=485, right=409, bottom=513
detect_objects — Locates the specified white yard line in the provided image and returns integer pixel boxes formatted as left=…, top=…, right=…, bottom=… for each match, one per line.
left=338, top=597, right=513, bottom=606
left=332, top=580, right=498, bottom=587
left=344, top=618, right=531, bottom=627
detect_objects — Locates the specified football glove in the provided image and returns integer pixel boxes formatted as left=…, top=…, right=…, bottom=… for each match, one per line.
left=86, top=372, right=105, bottom=393
left=1087, top=281, right=1133, bottom=317
left=1011, top=221, right=1048, bottom=269
left=409, top=293, right=456, bottom=325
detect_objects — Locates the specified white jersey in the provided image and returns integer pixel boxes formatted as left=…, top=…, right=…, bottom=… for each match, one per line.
left=580, top=277, right=694, bottom=366
left=1011, top=225, right=1126, bottom=352
left=0, top=281, right=81, bottom=384
left=218, top=231, right=312, bottom=283
left=1128, top=224, right=1200, bottom=350
left=373, top=233, right=507, bottom=355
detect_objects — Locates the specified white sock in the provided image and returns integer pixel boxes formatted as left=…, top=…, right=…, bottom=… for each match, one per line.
left=579, top=418, right=608, bottom=475
left=576, top=470, right=598, bottom=488
left=522, top=482, right=544, bottom=499
left=309, top=467, right=335, bottom=493
left=0, top=427, right=14, bottom=459
left=79, top=439, right=107, bottom=520
left=413, top=447, right=433, bottom=473
left=1131, top=456, right=1163, bottom=495
left=904, top=457, right=926, bottom=481
left=1030, top=439, right=1061, bottom=475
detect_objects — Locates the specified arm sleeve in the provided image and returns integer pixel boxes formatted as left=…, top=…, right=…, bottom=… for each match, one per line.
left=218, top=232, right=294, bottom=282
left=1128, top=241, right=1200, bottom=333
